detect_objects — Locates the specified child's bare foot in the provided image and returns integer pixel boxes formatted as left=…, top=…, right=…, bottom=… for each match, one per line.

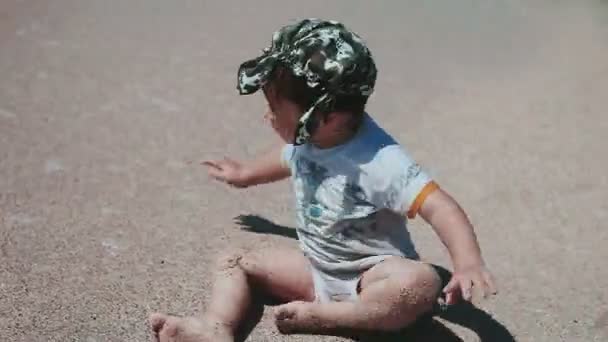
left=149, top=313, right=233, bottom=342
left=274, top=301, right=322, bottom=334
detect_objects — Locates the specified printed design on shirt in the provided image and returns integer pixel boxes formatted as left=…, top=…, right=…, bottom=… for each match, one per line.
left=383, top=162, right=422, bottom=210
left=342, top=182, right=371, bottom=210
left=405, top=163, right=422, bottom=183
left=294, top=157, right=376, bottom=239
left=294, top=158, right=331, bottom=226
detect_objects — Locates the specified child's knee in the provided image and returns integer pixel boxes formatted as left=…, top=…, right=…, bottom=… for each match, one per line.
left=392, top=263, right=442, bottom=306
left=404, top=263, right=442, bottom=297
left=372, top=263, right=441, bottom=330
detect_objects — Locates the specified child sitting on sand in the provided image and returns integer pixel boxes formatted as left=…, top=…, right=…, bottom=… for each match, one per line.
left=150, top=18, right=497, bottom=341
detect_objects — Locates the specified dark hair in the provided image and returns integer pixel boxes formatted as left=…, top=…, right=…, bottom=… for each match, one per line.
left=271, top=67, right=368, bottom=129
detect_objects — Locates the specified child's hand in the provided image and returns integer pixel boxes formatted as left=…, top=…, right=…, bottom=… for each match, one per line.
left=202, top=158, right=250, bottom=188
left=443, top=263, right=497, bottom=305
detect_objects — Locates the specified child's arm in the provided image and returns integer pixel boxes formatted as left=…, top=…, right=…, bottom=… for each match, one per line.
left=202, top=144, right=290, bottom=188
left=417, top=188, right=498, bottom=304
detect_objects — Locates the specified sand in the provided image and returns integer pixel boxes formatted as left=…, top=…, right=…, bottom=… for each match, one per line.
left=1, top=0, right=607, bottom=341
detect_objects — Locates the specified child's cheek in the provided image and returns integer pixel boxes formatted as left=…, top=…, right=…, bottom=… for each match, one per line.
left=269, top=117, right=289, bottom=142
left=279, top=126, right=293, bottom=142
left=270, top=120, right=288, bottom=142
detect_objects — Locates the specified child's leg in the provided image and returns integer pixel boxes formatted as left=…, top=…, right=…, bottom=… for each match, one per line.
left=274, top=256, right=441, bottom=336
left=150, top=246, right=315, bottom=342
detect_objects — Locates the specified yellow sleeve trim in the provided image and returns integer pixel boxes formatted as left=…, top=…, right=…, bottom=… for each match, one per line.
left=407, top=181, right=439, bottom=219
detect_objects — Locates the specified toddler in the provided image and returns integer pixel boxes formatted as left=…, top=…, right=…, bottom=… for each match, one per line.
left=150, top=18, right=497, bottom=342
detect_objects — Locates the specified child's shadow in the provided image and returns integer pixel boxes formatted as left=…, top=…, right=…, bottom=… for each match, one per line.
left=236, top=214, right=516, bottom=342
left=235, top=214, right=299, bottom=240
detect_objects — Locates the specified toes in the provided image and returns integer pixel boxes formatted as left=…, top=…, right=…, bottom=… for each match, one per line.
left=149, top=314, right=179, bottom=342
left=149, top=313, right=168, bottom=333
left=274, top=303, right=303, bottom=335
left=150, top=315, right=234, bottom=342
left=275, top=315, right=299, bottom=335
left=274, top=302, right=320, bottom=335
left=274, top=304, right=296, bottom=321
left=159, top=317, right=179, bottom=340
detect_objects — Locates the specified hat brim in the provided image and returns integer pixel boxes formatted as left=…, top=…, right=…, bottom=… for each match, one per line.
left=237, top=54, right=280, bottom=95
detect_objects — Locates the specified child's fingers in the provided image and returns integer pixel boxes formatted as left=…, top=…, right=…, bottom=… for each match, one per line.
left=472, top=275, right=486, bottom=299
left=205, top=167, right=227, bottom=182
left=483, top=271, right=498, bottom=295
left=460, top=278, right=473, bottom=301
left=201, top=160, right=221, bottom=169
left=443, top=277, right=462, bottom=305
left=445, top=292, right=454, bottom=305
left=443, top=277, right=459, bottom=294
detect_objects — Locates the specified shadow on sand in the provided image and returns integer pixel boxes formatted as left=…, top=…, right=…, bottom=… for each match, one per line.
left=236, top=214, right=516, bottom=342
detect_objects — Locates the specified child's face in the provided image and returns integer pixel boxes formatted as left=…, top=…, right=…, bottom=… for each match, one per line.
left=262, top=83, right=301, bottom=143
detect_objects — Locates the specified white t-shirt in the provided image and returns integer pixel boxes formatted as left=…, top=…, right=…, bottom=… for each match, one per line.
left=282, top=114, right=433, bottom=274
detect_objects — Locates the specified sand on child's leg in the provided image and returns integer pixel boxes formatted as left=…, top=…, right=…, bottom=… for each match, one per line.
left=274, top=256, right=441, bottom=336
left=149, top=245, right=315, bottom=342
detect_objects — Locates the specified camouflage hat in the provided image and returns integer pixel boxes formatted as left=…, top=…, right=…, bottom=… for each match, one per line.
left=237, top=18, right=377, bottom=145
